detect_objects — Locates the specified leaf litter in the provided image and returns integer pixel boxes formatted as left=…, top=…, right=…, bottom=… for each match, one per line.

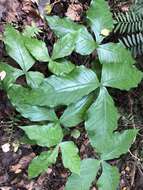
left=0, top=0, right=143, bottom=190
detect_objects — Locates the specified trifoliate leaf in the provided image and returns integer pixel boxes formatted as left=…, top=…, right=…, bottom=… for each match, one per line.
left=24, top=37, right=50, bottom=62
left=75, top=27, right=97, bottom=55
left=65, top=159, right=100, bottom=190
left=20, top=123, right=63, bottom=147
left=101, top=58, right=143, bottom=90
left=85, top=87, right=118, bottom=150
left=46, top=16, right=96, bottom=55
left=97, top=162, right=120, bottom=190
left=26, top=71, right=44, bottom=88
left=8, top=66, right=99, bottom=107
left=87, top=0, right=113, bottom=42
left=100, top=129, right=138, bottom=160
left=46, top=66, right=99, bottom=106
left=14, top=104, right=57, bottom=122
left=51, top=33, right=76, bottom=60
left=7, top=83, right=54, bottom=107
left=48, top=59, right=75, bottom=76
left=60, top=141, right=81, bottom=174
left=4, top=25, right=35, bottom=71
left=97, top=43, right=135, bottom=65
left=60, top=94, right=94, bottom=127
left=46, top=15, right=82, bottom=37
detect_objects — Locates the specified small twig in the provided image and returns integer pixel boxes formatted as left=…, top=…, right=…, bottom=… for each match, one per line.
left=128, top=150, right=143, bottom=186
left=129, top=150, right=138, bottom=186
left=128, top=93, right=136, bottom=129
left=128, top=150, right=141, bottom=161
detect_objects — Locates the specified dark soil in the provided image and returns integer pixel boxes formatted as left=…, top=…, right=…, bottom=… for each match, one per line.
left=0, top=0, right=143, bottom=190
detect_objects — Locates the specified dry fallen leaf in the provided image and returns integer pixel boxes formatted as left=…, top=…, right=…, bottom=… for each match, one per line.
left=1, top=143, right=10, bottom=152
left=125, top=166, right=130, bottom=172
left=44, top=3, right=53, bottom=15
left=91, top=187, right=97, bottom=190
left=0, top=187, right=11, bottom=190
left=65, top=3, right=83, bottom=21
left=12, top=141, right=20, bottom=152
left=59, top=186, right=65, bottom=190
left=122, top=187, right=128, bottom=190
left=121, top=5, right=129, bottom=12
left=10, top=152, right=35, bottom=173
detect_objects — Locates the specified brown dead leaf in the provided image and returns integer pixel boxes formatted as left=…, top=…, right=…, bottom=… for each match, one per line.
left=59, top=186, right=65, bottom=190
left=65, top=3, right=83, bottom=21
left=14, top=179, right=35, bottom=190
left=121, top=5, right=129, bottom=12
left=22, top=0, right=34, bottom=13
left=0, top=187, right=11, bottom=190
left=0, top=173, right=8, bottom=185
left=10, top=152, right=35, bottom=173
left=91, top=187, right=97, bottom=190
left=4, top=0, right=20, bottom=22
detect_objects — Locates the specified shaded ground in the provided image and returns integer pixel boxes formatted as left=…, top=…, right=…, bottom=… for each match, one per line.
left=0, top=0, right=143, bottom=189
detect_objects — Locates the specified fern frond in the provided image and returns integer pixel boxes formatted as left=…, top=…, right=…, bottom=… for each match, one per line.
left=131, top=0, right=143, bottom=15
left=114, top=11, right=143, bottom=34
left=120, top=32, right=143, bottom=56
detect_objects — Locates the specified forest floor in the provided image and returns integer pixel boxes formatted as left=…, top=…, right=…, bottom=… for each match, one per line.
left=0, top=0, right=143, bottom=190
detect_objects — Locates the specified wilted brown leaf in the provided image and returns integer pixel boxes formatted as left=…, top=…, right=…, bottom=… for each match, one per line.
left=65, top=3, right=83, bottom=21
left=10, top=152, right=35, bottom=173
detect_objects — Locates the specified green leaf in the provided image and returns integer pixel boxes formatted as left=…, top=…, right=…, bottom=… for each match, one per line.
left=24, top=37, right=50, bottom=62
left=60, top=141, right=81, bottom=174
left=97, top=43, right=135, bottom=65
left=60, top=94, right=94, bottom=127
left=28, top=146, right=59, bottom=178
left=4, top=25, right=35, bottom=71
left=46, top=16, right=96, bottom=55
left=46, top=16, right=82, bottom=37
left=100, top=129, right=138, bottom=160
left=87, top=0, right=113, bottom=42
left=26, top=71, right=44, bottom=88
left=46, top=66, right=99, bottom=106
left=52, top=33, right=76, bottom=60
left=28, top=151, right=52, bottom=178
left=20, top=135, right=37, bottom=145
left=101, top=58, right=143, bottom=90
left=75, top=28, right=97, bottom=55
left=65, top=159, right=100, bottom=190
left=97, top=162, right=120, bottom=190
left=0, top=62, right=23, bottom=89
left=14, top=104, right=57, bottom=122
left=85, top=87, right=118, bottom=150
left=8, top=66, right=99, bottom=107
left=20, top=123, right=63, bottom=147
left=7, top=83, right=54, bottom=107
left=48, top=59, right=75, bottom=76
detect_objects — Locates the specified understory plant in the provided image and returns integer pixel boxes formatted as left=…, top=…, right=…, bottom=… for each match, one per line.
left=113, top=0, right=143, bottom=56
left=0, top=0, right=143, bottom=189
